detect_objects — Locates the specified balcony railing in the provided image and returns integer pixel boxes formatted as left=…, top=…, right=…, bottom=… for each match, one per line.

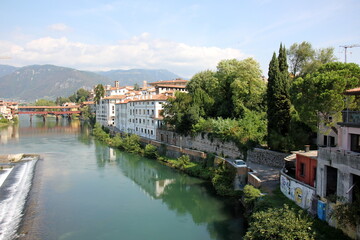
left=341, top=110, right=360, bottom=125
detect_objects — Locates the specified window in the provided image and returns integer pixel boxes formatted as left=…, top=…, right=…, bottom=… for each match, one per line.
left=300, top=163, right=305, bottom=177
left=351, top=134, right=360, bottom=153
left=326, top=166, right=338, bottom=197
left=352, top=174, right=360, bottom=203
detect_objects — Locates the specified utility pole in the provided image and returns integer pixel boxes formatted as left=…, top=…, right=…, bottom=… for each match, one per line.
left=339, top=44, right=360, bottom=63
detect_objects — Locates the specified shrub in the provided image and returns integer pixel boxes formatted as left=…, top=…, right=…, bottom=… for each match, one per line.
left=243, top=185, right=262, bottom=211
left=92, top=123, right=110, bottom=142
left=175, top=155, right=191, bottom=170
left=211, top=161, right=238, bottom=197
left=245, top=204, right=315, bottom=240
left=144, top=144, right=158, bottom=159
left=121, top=134, right=142, bottom=154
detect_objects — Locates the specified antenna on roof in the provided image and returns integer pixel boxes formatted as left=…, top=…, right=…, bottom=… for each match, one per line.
left=339, top=44, right=360, bottom=63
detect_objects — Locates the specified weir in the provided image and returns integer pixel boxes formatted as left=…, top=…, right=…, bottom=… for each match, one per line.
left=0, top=156, right=38, bottom=240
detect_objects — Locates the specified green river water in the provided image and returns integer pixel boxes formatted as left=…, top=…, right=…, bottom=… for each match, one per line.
left=0, top=116, right=245, bottom=240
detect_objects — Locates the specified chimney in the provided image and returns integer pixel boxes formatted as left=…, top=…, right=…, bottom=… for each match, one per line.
left=115, top=81, right=119, bottom=88
left=305, top=145, right=310, bottom=152
left=143, top=81, right=147, bottom=89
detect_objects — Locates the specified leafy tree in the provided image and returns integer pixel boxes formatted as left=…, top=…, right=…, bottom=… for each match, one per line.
left=245, top=205, right=315, bottom=240
left=94, top=84, right=105, bottom=104
left=287, top=41, right=315, bottom=77
left=267, top=45, right=291, bottom=151
left=133, top=83, right=140, bottom=91
left=186, top=70, right=219, bottom=117
left=55, top=96, right=70, bottom=105
left=76, top=88, right=90, bottom=103
left=287, top=41, right=336, bottom=78
left=162, top=92, right=201, bottom=135
left=34, top=99, right=56, bottom=106
left=292, top=62, right=360, bottom=131
left=215, top=58, right=265, bottom=118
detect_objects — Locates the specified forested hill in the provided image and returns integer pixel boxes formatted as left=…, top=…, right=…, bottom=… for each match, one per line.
left=0, top=64, right=182, bottom=101
left=97, top=69, right=181, bottom=86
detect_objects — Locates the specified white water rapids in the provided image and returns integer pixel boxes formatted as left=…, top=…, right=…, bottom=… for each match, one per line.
left=0, top=158, right=38, bottom=240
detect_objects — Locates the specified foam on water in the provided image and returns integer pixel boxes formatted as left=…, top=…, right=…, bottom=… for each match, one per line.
left=0, top=158, right=38, bottom=240
left=0, top=169, right=13, bottom=188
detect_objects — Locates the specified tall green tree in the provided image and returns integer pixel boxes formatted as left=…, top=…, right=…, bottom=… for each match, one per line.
left=94, top=84, right=105, bottom=104
left=292, top=62, right=360, bottom=131
left=186, top=70, right=219, bottom=117
left=215, top=58, right=266, bottom=118
left=162, top=92, right=201, bottom=135
left=76, top=88, right=90, bottom=103
left=287, top=41, right=336, bottom=78
left=267, top=45, right=291, bottom=151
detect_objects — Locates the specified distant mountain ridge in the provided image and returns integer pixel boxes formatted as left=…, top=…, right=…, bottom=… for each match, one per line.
left=97, top=69, right=181, bottom=86
left=0, top=64, right=182, bottom=102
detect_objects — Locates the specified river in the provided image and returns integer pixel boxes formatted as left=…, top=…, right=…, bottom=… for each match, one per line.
left=0, top=116, right=245, bottom=240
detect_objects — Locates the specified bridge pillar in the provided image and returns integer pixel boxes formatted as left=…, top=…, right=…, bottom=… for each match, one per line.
left=56, top=115, right=59, bottom=122
left=67, top=114, right=72, bottom=121
left=30, top=114, right=33, bottom=122
left=42, top=114, right=46, bottom=122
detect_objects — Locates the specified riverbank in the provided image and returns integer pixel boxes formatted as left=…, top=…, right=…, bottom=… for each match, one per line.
left=92, top=123, right=241, bottom=198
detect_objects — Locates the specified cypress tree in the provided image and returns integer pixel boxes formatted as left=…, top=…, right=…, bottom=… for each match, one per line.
left=267, top=44, right=291, bottom=150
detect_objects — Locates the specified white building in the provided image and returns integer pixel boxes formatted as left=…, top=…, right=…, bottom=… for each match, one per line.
left=115, top=94, right=169, bottom=139
left=96, top=78, right=188, bottom=139
left=96, top=95, right=126, bottom=126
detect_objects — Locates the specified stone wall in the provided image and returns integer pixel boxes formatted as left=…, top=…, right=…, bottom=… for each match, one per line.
left=156, top=130, right=292, bottom=168
left=139, top=137, right=206, bottom=162
left=157, top=129, right=243, bottom=159
left=247, top=148, right=289, bottom=168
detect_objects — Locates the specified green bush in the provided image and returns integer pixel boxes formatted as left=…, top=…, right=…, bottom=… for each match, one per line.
left=243, top=185, right=262, bottom=211
left=144, top=144, right=158, bottom=159
left=174, top=155, right=191, bottom=170
left=121, top=134, right=142, bottom=154
left=110, top=134, right=123, bottom=148
left=211, top=161, right=238, bottom=197
left=245, top=204, right=315, bottom=240
left=92, top=123, right=110, bottom=142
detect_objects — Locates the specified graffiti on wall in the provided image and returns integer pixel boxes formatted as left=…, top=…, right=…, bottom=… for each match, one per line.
left=280, top=173, right=315, bottom=209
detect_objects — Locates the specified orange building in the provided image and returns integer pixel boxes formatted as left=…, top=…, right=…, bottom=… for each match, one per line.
left=295, top=151, right=317, bottom=187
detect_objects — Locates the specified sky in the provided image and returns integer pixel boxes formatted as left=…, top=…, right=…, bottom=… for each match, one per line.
left=0, top=0, right=359, bottom=78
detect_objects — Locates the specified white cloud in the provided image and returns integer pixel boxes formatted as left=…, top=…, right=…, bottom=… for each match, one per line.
left=48, top=23, right=71, bottom=32
left=0, top=33, right=248, bottom=78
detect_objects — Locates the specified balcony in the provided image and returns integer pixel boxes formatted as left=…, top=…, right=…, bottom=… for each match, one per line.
left=340, top=110, right=360, bottom=126
left=318, top=147, right=360, bottom=171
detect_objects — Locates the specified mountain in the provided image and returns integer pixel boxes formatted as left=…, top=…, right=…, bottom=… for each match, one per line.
left=0, top=65, right=18, bottom=78
left=0, top=65, right=183, bottom=101
left=0, top=65, right=110, bottom=101
left=97, top=69, right=181, bottom=86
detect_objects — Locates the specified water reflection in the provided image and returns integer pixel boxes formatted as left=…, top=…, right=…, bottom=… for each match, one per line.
left=0, top=124, right=19, bottom=144
left=95, top=146, right=245, bottom=240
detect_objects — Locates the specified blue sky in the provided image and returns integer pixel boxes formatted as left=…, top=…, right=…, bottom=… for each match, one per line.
left=0, top=0, right=359, bottom=78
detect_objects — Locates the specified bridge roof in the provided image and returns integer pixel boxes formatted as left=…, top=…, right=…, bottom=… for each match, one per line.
left=18, top=105, right=80, bottom=109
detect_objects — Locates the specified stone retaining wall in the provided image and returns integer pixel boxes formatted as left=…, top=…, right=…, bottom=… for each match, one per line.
left=157, top=129, right=243, bottom=159
left=247, top=148, right=289, bottom=168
